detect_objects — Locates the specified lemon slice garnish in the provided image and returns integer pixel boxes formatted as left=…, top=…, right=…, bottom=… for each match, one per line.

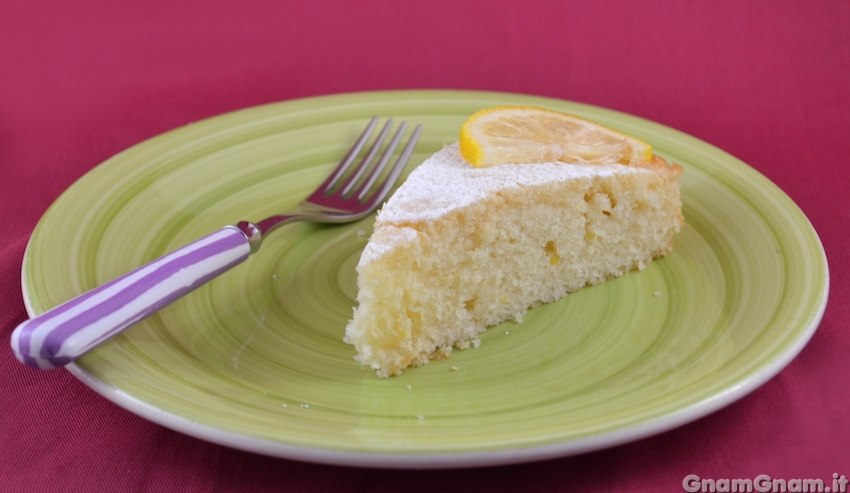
left=459, top=105, right=653, bottom=168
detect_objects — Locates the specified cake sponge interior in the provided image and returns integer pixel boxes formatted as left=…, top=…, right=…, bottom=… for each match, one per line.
left=344, top=145, right=683, bottom=377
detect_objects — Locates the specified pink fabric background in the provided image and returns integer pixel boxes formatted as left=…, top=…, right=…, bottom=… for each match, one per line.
left=1, top=1, right=847, bottom=491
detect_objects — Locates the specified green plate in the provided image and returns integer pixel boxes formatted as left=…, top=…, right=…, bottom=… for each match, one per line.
left=21, top=90, right=828, bottom=468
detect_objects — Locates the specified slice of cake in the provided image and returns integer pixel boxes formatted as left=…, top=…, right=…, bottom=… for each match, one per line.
left=344, top=107, right=683, bottom=377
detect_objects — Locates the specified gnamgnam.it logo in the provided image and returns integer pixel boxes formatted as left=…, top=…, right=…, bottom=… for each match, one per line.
left=683, top=474, right=848, bottom=492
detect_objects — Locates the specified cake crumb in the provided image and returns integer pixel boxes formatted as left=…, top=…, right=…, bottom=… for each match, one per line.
left=344, top=143, right=683, bottom=378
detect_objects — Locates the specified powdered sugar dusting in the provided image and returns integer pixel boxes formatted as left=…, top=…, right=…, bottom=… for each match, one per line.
left=375, top=143, right=641, bottom=224
left=359, top=143, right=647, bottom=264
left=360, top=225, right=418, bottom=263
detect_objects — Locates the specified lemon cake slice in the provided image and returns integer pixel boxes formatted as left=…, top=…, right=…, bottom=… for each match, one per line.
left=344, top=107, right=683, bottom=377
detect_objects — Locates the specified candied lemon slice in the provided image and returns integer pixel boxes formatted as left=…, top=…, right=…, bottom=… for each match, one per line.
left=459, top=105, right=653, bottom=168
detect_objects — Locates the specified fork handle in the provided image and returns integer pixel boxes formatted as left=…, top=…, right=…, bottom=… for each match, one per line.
left=11, top=227, right=252, bottom=369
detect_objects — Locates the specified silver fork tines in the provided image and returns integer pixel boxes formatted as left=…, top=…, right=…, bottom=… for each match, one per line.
left=247, top=118, right=422, bottom=246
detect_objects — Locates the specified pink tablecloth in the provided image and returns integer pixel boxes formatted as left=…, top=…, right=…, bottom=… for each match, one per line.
left=2, top=1, right=847, bottom=491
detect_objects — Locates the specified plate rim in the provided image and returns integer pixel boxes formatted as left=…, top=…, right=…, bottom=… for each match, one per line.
left=20, top=89, right=830, bottom=468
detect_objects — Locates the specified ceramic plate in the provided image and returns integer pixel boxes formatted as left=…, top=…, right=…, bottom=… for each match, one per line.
left=21, top=90, right=828, bottom=468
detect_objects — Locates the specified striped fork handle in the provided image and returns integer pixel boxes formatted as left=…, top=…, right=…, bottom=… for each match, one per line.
left=11, top=227, right=251, bottom=369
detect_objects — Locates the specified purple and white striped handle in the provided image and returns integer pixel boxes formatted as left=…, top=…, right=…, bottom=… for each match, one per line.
left=11, top=226, right=252, bottom=369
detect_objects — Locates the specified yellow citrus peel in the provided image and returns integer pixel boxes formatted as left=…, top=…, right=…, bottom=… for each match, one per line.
left=459, top=105, right=654, bottom=168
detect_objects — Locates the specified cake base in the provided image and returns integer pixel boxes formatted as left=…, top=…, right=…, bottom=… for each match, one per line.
left=344, top=145, right=683, bottom=377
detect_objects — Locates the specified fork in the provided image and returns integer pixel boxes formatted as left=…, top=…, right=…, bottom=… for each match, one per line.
left=11, top=117, right=422, bottom=370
